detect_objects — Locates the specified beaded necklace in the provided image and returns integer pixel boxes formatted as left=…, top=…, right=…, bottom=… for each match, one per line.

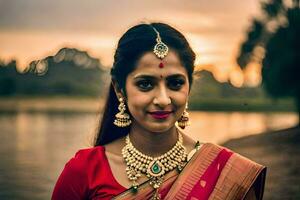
left=122, top=132, right=187, bottom=199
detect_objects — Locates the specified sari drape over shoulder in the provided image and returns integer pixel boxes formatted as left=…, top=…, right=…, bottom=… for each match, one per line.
left=113, top=143, right=266, bottom=200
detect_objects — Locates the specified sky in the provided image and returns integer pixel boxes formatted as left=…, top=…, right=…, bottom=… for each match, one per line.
left=0, top=0, right=262, bottom=87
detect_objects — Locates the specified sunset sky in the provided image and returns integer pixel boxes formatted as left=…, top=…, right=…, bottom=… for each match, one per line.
left=0, top=0, right=262, bottom=87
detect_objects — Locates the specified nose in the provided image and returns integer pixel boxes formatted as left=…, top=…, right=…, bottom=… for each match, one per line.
left=153, top=84, right=171, bottom=107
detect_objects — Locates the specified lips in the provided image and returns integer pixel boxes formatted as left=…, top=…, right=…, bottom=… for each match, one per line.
left=148, top=111, right=173, bottom=119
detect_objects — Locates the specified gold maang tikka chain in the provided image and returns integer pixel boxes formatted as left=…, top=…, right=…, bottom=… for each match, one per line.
left=122, top=132, right=187, bottom=199
left=152, top=27, right=169, bottom=59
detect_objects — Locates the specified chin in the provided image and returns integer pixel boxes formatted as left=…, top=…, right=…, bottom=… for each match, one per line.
left=145, top=122, right=175, bottom=133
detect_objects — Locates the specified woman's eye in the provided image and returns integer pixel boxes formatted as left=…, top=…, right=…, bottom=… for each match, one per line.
left=136, top=80, right=153, bottom=91
left=167, top=79, right=185, bottom=90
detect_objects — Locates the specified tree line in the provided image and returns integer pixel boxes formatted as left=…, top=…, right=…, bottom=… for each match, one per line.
left=0, top=48, right=108, bottom=97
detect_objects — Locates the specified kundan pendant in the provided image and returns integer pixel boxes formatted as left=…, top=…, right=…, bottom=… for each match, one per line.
left=147, top=160, right=165, bottom=177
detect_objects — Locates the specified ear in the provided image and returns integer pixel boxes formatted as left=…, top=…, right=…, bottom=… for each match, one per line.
left=112, top=79, right=124, bottom=100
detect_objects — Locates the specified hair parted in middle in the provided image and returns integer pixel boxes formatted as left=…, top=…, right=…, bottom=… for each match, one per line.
left=94, top=22, right=196, bottom=146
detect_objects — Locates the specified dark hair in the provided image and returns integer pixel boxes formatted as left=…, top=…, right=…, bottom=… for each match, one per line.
left=94, top=22, right=196, bottom=146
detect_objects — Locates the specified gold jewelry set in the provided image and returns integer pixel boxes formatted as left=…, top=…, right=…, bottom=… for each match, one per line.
left=113, top=25, right=191, bottom=199
left=176, top=103, right=191, bottom=129
left=122, top=132, right=187, bottom=199
left=113, top=25, right=190, bottom=129
left=113, top=97, right=132, bottom=127
left=113, top=100, right=190, bottom=129
left=152, top=27, right=169, bottom=59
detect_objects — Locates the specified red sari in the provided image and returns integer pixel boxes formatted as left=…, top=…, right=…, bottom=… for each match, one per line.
left=52, top=146, right=127, bottom=200
left=52, top=143, right=266, bottom=200
left=114, top=143, right=266, bottom=200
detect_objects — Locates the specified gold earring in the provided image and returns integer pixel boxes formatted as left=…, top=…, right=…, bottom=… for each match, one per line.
left=177, top=103, right=190, bottom=129
left=114, top=97, right=132, bottom=127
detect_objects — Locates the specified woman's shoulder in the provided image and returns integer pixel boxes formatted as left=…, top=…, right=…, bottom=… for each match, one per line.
left=57, top=146, right=109, bottom=185
left=200, top=143, right=266, bottom=200
left=201, top=143, right=266, bottom=188
left=74, top=146, right=105, bottom=158
left=52, top=146, right=109, bottom=199
left=202, top=142, right=265, bottom=168
left=65, top=146, right=106, bottom=172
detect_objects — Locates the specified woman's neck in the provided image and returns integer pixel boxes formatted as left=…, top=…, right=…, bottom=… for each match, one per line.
left=128, top=122, right=178, bottom=157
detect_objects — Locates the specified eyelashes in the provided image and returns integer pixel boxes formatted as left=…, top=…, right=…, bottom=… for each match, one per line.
left=135, top=78, right=186, bottom=91
left=167, top=79, right=185, bottom=90
left=136, top=80, right=153, bottom=91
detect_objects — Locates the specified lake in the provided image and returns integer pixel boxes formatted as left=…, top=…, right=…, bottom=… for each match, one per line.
left=0, top=111, right=298, bottom=199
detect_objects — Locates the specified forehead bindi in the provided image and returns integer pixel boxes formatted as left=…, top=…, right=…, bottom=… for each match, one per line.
left=136, top=51, right=183, bottom=72
left=131, top=62, right=187, bottom=80
left=129, top=50, right=188, bottom=80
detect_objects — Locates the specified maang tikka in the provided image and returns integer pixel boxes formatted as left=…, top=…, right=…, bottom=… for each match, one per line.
left=151, top=26, right=168, bottom=68
left=114, top=97, right=132, bottom=127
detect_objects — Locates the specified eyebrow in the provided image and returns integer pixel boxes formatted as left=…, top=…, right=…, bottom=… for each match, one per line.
left=133, top=74, right=186, bottom=80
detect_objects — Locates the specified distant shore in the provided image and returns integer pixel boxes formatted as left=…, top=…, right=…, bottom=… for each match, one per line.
left=0, top=96, right=103, bottom=113
left=0, top=96, right=296, bottom=113
left=223, top=126, right=300, bottom=200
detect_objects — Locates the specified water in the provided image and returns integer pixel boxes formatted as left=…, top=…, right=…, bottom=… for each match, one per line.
left=0, top=111, right=298, bottom=199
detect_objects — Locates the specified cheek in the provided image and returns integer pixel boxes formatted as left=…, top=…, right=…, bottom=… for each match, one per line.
left=125, top=85, right=151, bottom=113
left=174, top=85, right=189, bottom=105
left=127, top=95, right=150, bottom=110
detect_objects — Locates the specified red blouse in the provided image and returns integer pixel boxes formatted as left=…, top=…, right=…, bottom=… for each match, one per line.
left=52, top=146, right=127, bottom=200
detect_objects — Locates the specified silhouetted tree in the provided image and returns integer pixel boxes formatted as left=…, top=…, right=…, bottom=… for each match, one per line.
left=0, top=60, right=18, bottom=95
left=0, top=48, right=108, bottom=96
left=237, top=0, right=300, bottom=122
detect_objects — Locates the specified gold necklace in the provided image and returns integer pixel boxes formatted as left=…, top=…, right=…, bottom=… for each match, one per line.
left=122, top=132, right=187, bottom=199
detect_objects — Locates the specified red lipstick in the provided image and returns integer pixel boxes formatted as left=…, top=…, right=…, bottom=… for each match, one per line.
left=148, top=111, right=173, bottom=119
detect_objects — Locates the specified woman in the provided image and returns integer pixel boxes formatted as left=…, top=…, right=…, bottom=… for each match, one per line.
left=52, top=22, right=266, bottom=200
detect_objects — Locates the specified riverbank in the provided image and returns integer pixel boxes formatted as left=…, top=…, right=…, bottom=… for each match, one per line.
left=223, top=126, right=300, bottom=200
left=189, top=97, right=296, bottom=112
left=0, top=96, right=296, bottom=113
left=0, top=97, right=103, bottom=113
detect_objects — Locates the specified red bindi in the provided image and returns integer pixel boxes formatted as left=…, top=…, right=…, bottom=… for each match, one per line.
left=159, top=62, right=164, bottom=68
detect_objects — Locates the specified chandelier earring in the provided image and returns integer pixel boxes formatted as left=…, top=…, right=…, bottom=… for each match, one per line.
left=114, top=97, right=132, bottom=127
left=177, top=103, right=190, bottom=129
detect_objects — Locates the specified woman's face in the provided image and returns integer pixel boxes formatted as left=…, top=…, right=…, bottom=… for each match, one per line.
left=125, top=50, right=190, bottom=133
